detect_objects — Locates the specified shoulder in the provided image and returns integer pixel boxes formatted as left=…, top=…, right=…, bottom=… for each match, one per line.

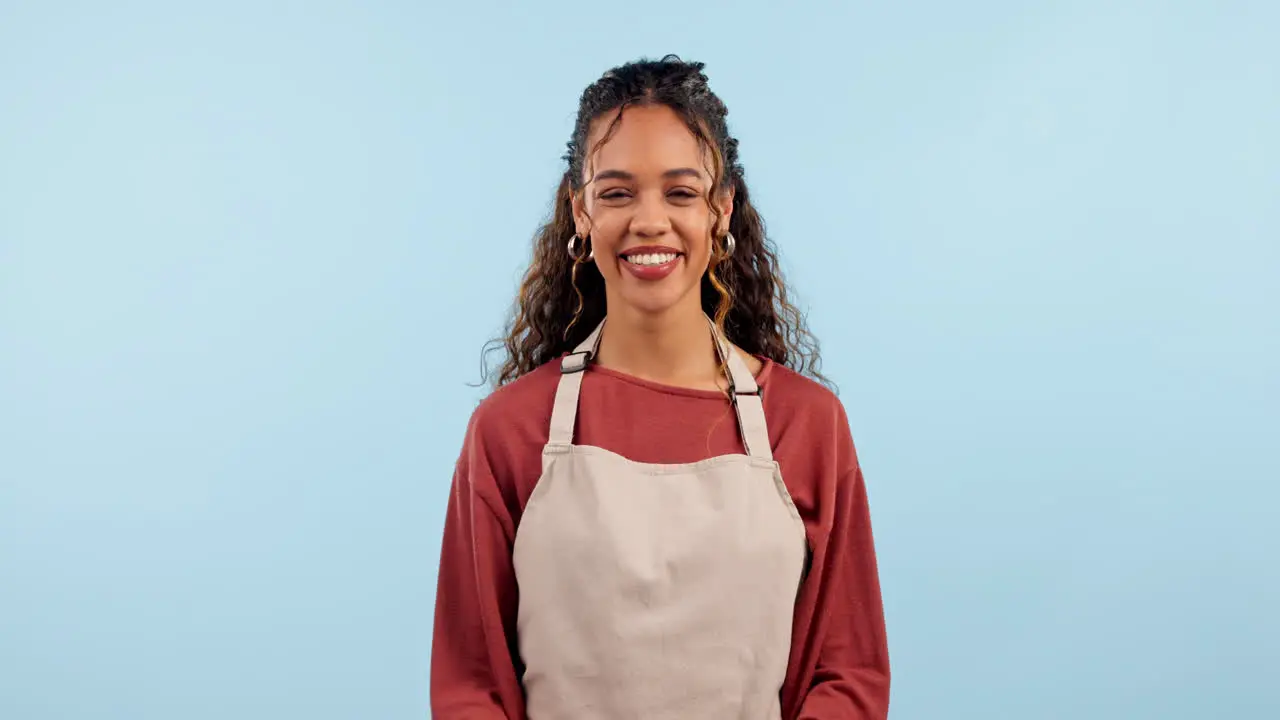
left=760, top=360, right=860, bottom=475
left=456, top=360, right=564, bottom=518
left=760, top=360, right=847, bottom=421
left=466, top=360, right=562, bottom=449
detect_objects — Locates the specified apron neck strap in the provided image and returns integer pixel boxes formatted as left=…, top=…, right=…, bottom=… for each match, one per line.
left=547, top=316, right=772, bottom=461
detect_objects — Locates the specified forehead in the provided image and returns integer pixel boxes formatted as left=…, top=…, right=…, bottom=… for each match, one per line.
left=585, top=104, right=708, bottom=179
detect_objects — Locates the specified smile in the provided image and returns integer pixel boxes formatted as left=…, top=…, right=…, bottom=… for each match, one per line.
left=623, top=252, right=680, bottom=267
left=618, top=246, right=684, bottom=281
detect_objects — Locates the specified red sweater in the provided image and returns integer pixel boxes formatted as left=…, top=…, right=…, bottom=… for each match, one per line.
left=432, top=357, right=890, bottom=719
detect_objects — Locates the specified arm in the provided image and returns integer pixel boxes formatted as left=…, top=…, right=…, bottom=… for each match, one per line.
left=797, top=464, right=891, bottom=719
left=430, top=452, right=525, bottom=719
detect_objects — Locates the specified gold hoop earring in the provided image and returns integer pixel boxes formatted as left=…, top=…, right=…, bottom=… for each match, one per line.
left=567, top=233, right=594, bottom=261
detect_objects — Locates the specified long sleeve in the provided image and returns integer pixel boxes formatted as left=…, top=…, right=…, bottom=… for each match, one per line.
left=795, top=464, right=891, bottom=719
left=430, top=447, right=525, bottom=719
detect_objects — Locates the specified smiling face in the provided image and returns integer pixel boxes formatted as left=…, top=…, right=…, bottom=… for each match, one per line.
left=571, top=104, right=733, bottom=319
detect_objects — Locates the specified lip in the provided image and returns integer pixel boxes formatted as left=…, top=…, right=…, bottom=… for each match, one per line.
left=618, top=245, right=684, bottom=282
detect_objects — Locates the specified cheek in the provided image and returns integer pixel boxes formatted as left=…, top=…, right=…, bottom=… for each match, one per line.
left=584, top=209, right=623, bottom=252
left=589, top=232, right=630, bottom=281
left=679, top=219, right=713, bottom=257
left=590, top=223, right=627, bottom=257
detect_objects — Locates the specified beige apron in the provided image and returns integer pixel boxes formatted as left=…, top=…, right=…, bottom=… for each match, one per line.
left=512, top=317, right=808, bottom=720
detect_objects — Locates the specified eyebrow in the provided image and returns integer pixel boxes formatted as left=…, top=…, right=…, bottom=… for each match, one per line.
left=590, top=167, right=705, bottom=183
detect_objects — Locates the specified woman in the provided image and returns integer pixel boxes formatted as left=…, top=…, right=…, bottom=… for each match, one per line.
left=431, top=56, right=890, bottom=719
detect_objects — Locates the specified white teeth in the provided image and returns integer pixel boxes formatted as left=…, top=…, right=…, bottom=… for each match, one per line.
left=625, top=252, right=678, bottom=267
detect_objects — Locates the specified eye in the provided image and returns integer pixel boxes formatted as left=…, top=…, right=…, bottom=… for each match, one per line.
left=599, top=189, right=632, bottom=201
left=668, top=188, right=700, bottom=199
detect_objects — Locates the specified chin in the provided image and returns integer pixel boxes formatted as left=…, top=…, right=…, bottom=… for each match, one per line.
left=616, top=283, right=699, bottom=317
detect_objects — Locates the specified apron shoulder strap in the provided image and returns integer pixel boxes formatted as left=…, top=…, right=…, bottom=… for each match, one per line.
left=547, top=319, right=605, bottom=446
left=713, top=323, right=774, bottom=462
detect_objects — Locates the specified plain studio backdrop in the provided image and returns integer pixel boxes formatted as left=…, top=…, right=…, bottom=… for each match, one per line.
left=1, top=1, right=1276, bottom=718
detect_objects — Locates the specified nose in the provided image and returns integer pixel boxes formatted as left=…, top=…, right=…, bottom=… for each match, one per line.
left=629, top=191, right=672, bottom=238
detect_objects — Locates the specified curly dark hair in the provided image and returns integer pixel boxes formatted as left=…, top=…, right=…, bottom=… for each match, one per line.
left=483, top=55, right=827, bottom=388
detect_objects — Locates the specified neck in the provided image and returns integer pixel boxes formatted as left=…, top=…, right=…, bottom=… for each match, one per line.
left=593, top=302, right=723, bottom=390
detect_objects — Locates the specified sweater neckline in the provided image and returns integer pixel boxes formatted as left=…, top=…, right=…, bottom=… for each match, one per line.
left=584, top=356, right=776, bottom=399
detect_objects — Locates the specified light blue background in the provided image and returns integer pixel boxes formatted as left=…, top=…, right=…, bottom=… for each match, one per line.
left=2, top=1, right=1276, bottom=718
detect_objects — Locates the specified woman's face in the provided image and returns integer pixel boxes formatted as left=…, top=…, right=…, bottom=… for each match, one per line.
left=572, top=104, right=733, bottom=319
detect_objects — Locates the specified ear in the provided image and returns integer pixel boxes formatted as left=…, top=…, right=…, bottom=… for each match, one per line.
left=715, top=184, right=735, bottom=236
left=570, top=188, right=591, bottom=238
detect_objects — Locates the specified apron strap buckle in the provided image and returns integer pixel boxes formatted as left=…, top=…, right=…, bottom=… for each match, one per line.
left=561, top=351, right=592, bottom=374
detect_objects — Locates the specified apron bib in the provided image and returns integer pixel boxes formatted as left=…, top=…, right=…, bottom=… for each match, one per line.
left=513, top=317, right=807, bottom=719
